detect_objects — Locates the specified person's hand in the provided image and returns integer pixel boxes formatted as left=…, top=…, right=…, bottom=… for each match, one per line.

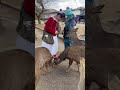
left=62, top=30, right=64, bottom=35
left=55, top=31, right=58, bottom=34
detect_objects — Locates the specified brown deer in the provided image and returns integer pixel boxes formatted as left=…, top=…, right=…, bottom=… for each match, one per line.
left=78, top=59, right=85, bottom=90
left=67, top=28, right=85, bottom=46
left=0, top=49, right=34, bottom=90
left=86, top=5, right=120, bottom=48
left=35, top=47, right=53, bottom=89
left=86, top=48, right=120, bottom=90
left=0, top=47, right=52, bottom=90
left=54, top=46, right=85, bottom=72
left=85, top=4, right=120, bottom=89
left=66, top=28, right=119, bottom=89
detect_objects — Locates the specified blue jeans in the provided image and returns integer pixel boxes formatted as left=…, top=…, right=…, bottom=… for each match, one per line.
left=63, top=24, right=74, bottom=49
left=64, top=37, right=72, bottom=49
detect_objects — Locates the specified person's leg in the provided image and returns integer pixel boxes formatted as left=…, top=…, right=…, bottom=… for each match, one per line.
left=68, top=37, right=72, bottom=46
left=64, top=37, right=73, bottom=48
left=64, top=37, right=69, bottom=49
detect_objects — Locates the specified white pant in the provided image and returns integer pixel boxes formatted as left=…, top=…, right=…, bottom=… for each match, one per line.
left=41, top=35, right=58, bottom=56
left=16, top=35, right=35, bottom=57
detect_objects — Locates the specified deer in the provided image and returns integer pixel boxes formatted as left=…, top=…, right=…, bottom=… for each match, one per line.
left=0, top=47, right=53, bottom=90
left=0, top=49, right=34, bottom=90
left=84, top=4, right=120, bottom=89
left=67, top=28, right=85, bottom=46
left=35, top=47, right=53, bottom=89
left=54, top=46, right=85, bottom=72
left=86, top=48, right=120, bottom=90
left=86, top=4, right=120, bottom=48
left=78, top=59, right=85, bottom=90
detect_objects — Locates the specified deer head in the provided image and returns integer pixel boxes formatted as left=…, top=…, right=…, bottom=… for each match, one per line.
left=92, top=4, right=104, bottom=13
left=67, top=28, right=79, bottom=38
left=86, top=4, right=105, bottom=41
left=86, top=4, right=104, bottom=18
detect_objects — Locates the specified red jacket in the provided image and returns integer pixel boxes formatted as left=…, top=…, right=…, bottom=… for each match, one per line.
left=44, top=17, right=58, bottom=36
left=23, top=0, right=34, bottom=16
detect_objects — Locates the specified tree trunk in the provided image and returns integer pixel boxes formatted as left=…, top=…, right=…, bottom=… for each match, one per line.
left=38, top=14, right=42, bottom=24
left=35, top=12, right=42, bottom=24
left=35, top=0, right=45, bottom=24
left=38, top=10, right=44, bottom=24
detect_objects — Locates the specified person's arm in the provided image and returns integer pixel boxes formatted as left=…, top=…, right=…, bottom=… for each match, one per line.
left=65, top=14, right=74, bottom=22
left=45, top=17, right=56, bottom=35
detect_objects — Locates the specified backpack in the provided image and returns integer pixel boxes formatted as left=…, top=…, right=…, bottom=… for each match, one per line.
left=73, top=17, right=77, bottom=26
left=69, top=17, right=77, bottom=26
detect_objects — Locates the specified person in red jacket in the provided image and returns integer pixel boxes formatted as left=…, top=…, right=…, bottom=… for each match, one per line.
left=23, top=0, right=34, bottom=16
left=16, top=0, right=35, bottom=57
left=42, top=13, right=65, bottom=59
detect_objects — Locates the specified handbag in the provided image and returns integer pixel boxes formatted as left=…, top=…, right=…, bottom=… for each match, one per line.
left=42, top=30, right=54, bottom=44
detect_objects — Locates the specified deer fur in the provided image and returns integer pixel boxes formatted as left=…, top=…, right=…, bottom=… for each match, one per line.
left=86, top=5, right=120, bottom=48
left=67, top=28, right=85, bottom=46
left=54, top=46, right=85, bottom=72
left=35, top=47, right=53, bottom=88
left=85, top=4, right=120, bottom=89
left=86, top=48, right=120, bottom=90
left=78, top=59, right=85, bottom=90
left=0, top=49, right=34, bottom=90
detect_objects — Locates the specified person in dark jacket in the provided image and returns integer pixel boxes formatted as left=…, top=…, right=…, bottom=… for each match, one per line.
left=63, top=7, right=76, bottom=48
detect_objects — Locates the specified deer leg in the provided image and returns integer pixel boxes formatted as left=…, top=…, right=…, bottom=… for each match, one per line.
left=66, top=60, right=73, bottom=72
left=77, top=63, right=80, bottom=72
left=41, top=69, right=46, bottom=75
left=45, top=62, right=49, bottom=72
left=41, top=64, right=47, bottom=75
left=77, top=57, right=83, bottom=72
left=45, top=58, right=53, bottom=73
left=35, top=68, right=42, bottom=87
left=78, top=60, right=85, bottom=90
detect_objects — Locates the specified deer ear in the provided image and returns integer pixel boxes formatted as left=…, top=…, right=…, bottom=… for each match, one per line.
left=74, top=28, right=78, bottom=32
left=96, top=4, right=104, bottom=11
